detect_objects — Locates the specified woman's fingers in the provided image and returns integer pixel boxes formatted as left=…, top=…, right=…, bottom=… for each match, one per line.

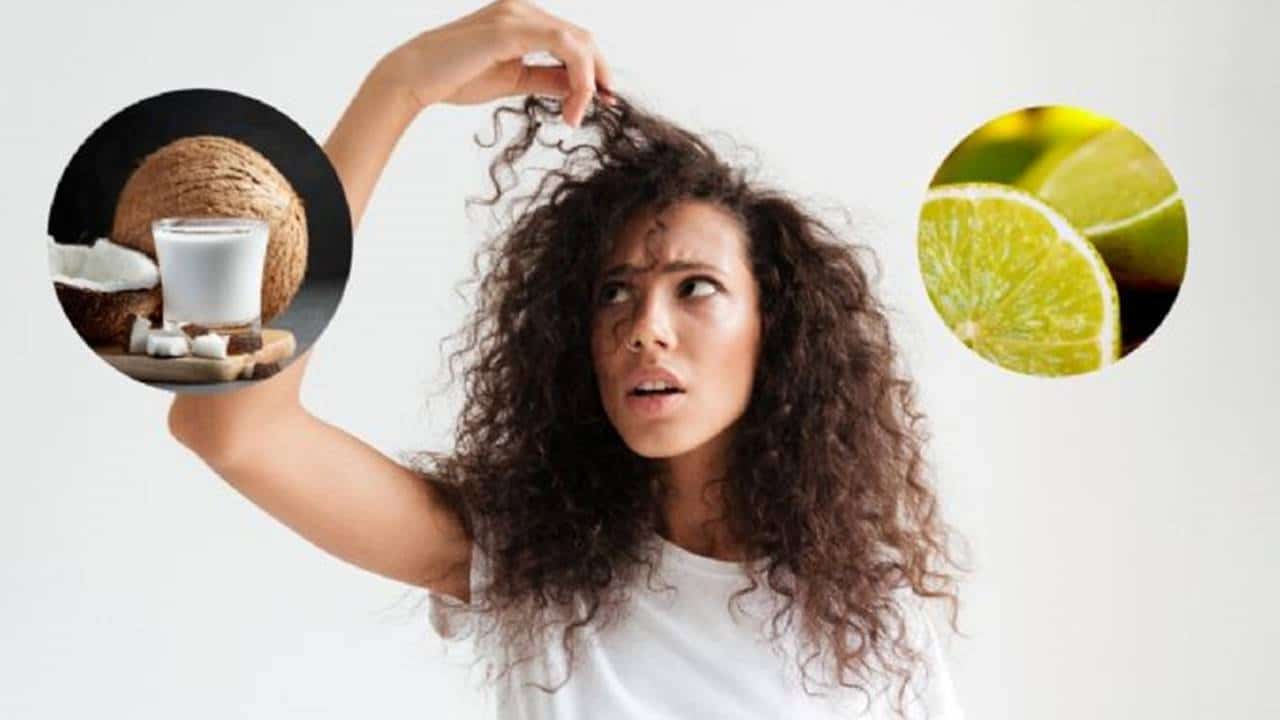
left=415, top=1, right=614, bottom=121
left=506, top=62, right=615, bottom=114
left=524, top=3, right=616, bottom=106
left=538, top=25, right=595, bottom=127
left=509, top=62, right=571, bottom=99
left=508, top=2, right=611, bottom=125
left=593, top=48, right=617, bottom=103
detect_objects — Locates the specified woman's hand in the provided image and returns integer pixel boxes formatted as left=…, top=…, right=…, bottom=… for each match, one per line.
left=379, top=0, right=615, bottom=128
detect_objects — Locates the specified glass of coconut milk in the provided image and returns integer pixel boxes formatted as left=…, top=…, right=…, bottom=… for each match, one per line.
left=152, top=217, right=270, bottom=333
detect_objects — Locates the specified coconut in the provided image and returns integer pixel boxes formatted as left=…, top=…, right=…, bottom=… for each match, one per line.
left=111, top=135, right=308, bottom=323
left=190, top=332, right=229, bottom=360
left=146, top=329, right=190, bottom=358
left=49, top=237, right=161, bottom=347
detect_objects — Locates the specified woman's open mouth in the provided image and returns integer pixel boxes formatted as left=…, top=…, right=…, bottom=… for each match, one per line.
left=624, top=386, right=687, bottom=417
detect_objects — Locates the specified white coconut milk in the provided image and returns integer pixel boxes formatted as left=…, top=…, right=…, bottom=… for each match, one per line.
left=152, top=217, right=270, bottom=332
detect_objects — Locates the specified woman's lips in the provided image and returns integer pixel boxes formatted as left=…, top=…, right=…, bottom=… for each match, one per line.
left=624, top=390, right=686, bottom=418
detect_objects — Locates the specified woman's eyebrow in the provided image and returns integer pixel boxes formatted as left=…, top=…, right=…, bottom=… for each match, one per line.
left=600, top=260, right=724, bottom=281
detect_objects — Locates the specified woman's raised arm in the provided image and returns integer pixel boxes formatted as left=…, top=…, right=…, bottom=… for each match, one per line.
left=167, top=0, right=612, bottom=600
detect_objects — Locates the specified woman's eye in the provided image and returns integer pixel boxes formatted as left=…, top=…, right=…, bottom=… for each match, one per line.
left=598, top=283, right=631, bottom=305
left=682, top=277, right=719, bottom=298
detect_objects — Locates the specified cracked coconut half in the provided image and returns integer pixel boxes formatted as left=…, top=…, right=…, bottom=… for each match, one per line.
left=49, top=236, right=161, bottom=347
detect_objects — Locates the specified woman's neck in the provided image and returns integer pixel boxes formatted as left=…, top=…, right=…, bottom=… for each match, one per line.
left=657, top=426, right=745, bottom=561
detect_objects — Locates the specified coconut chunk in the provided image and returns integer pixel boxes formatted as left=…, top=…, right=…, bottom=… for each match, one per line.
left=128, top=315, right=152, bottom=354
left=250, top=360, right=282, bottom=380
left=191, top=333, right=229, bottom=360
left=146, top=330, right=189, bottom=358
left=48, top=237, right=159, bottom=292
left=226, top=331, right=263, bottom=355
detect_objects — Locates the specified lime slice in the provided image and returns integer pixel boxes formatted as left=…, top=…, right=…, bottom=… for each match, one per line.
left=933, top=106, right=1114, bottom=187
left=1021, top=126, right=1187, bottom=289
left=918, top=183, right=1121, bottom=376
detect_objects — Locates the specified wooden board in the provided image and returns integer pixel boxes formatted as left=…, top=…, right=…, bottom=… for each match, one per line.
left=97, top=328, right=295, bottom=384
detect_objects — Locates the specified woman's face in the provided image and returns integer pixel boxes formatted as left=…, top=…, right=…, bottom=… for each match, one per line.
left=591, top=200, right=762, bottom=460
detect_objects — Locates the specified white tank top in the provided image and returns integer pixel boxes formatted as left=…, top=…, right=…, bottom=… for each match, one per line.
left=429, top=536, right=964, bottom=719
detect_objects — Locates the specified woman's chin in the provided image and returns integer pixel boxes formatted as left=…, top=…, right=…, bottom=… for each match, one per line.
left=619, top=431, right=695, bottom=460
left=613, top=415, right=739, bottom=462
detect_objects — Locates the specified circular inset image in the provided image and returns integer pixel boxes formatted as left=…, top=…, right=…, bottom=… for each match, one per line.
left=918, top=106, right=1187, bottom=377
left=47, top=89, right=352, bottom=393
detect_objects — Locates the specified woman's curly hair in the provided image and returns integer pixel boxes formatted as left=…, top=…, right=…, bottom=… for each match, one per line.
left=413, top=93, right=966, bottom=713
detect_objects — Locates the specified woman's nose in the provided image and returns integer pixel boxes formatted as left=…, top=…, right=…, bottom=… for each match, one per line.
left=626, top=291, right=675, bottom=353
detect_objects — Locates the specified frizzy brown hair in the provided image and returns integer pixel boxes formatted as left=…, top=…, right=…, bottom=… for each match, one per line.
left=411, top=93, right=966, bottom=712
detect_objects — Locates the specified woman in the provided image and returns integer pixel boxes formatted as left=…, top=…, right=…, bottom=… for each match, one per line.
left=170, top=2, right=966, bottom=718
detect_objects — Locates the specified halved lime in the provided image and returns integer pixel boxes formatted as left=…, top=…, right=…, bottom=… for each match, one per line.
left=918, top=183, right=1121, bottom=376
left=1020, top=125, right=1187, bottom=289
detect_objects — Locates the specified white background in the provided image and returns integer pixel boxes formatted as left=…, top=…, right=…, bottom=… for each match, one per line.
left=3, top=1, right=1277, bottom=718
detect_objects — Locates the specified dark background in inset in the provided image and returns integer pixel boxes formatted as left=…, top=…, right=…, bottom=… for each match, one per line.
left=47, top=88, right=351, bottom=284
left=47, top=88, right=352, bottom=394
